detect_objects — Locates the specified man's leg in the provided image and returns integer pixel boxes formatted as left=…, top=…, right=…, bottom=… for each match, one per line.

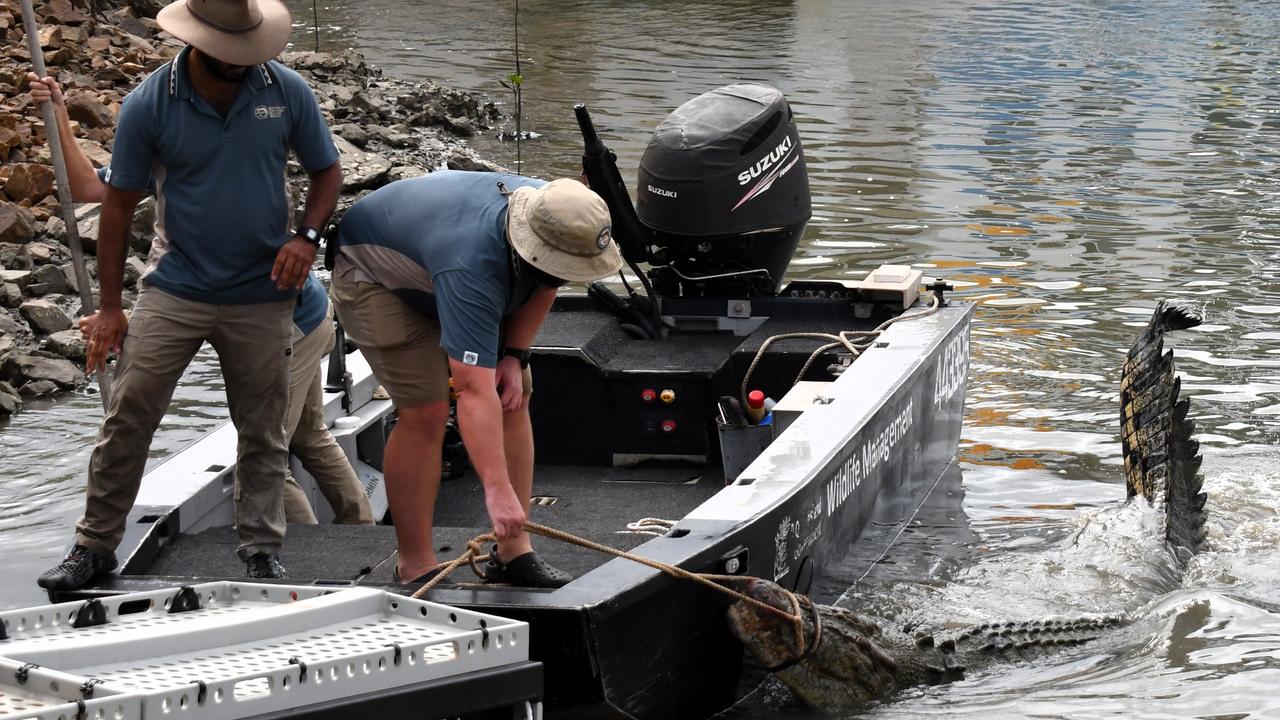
left=281, top=475, right=319, bottom=524
left=293, top=366, right=375, bottom=524
left=487, top=368, right=570, bottom=588
left=47, top=290, right=209, bottom=588
left=497, top=400, right=535, bottom=561
left=385, top=401, right=449, bottom=578
left=209, top=299, right=293, bottom=562
left=330, top=261, right=451, bottom=580
left=288, top=311, right=373, bottom=524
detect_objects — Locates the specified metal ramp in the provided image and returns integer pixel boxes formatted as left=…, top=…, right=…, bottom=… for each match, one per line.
left=0, top=583, right=540, bottom=720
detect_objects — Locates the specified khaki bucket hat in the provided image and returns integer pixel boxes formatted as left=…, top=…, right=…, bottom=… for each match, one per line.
left=157, top=0, right=291, bottom=67
left=507, top=179, right=623, bottom=283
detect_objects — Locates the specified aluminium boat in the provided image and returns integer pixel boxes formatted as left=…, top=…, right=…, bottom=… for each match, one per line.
left=51, top=84, right=973, bottom=720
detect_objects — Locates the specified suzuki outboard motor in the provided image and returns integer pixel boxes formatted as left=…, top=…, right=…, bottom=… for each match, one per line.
left=637, top=84, right=811, bottom=298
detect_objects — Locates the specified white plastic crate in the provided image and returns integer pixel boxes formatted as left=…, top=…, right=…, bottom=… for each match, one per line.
left=0, top=657, right=140, bottom=720
left=0, top=583, right=528, bottom=720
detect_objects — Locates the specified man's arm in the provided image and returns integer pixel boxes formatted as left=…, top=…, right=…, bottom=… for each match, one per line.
left=450, top=359, right=527, bottom=539
left=495, top=286, right=557, bottom=411
left=271, top=160, right=342, bottom=290
left=27, top=73, right=104, bottom=203
left=81, top=184, right=143, bottom=372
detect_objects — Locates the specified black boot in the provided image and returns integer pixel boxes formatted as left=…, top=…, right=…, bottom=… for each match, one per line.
left=245, top=552, right=286, bottom=579
left=37, top=545, right=117, bottom=590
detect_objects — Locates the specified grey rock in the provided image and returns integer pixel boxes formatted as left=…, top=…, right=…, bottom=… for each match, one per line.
left=0, top=244, right=25, bottom=270
left=0, top=203, right=35, bottom=243
left=131, top=198, right=157, bottom=254
left=386, top=166, right=428, bottom=184
left=65, top=90, right=116, bottom=129
left=334, top=123, right=371, bottom=148
left=0, top=283, right=21, bottom=308
left=18, top=379, right=59, bottom=397
left=44, top=206, right=105, bottom=256
left=0, top=383, right=18, bottom=415
left=26, top=242, right=55, bottom=265
left=446, top=151, right=503, bottom=173
left=127, top=0, right=166, bottom=18
left=0, top=269, right=32, bottom=289
left=369, top=124, right=417, bottom=148
left=5, top=354, right=82, bottom=389
left=28, top=264, right=71, bottom=296
left=61, top=262, right=97, bottom=294
left=44, top=329, right=86, bottom=361
left=0, top=312, right=25, bottom=338
left=349, top=89, right=389, bottom=121
left=334, top=136, right=391, bottom=193
left=123, top=256, right=147, bottom=285
left=19, top=299, right=73, bottom=334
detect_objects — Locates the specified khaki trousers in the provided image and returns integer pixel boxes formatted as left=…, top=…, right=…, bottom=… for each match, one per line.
left=75, top=288, right=294, bottom=560
left=280, top=305, right=375, bottom=525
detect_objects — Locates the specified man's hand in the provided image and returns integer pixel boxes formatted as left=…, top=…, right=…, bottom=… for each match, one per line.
left=27, top=73, right=65, bottom=106
left=79, top=308, right=128, bottom=373
left=271, top=236, right=316, bottom=290
left=484, top=482, right=527, bottom=540
left=495, top=355, right=526, bottom=412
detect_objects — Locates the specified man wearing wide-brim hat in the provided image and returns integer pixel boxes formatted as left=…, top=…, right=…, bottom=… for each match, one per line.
left=330, top=171, right=622, bottom=588
left=38, top=0, right=343, bottom=590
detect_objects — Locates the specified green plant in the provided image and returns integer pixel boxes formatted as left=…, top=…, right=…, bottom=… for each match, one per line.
left=498, top=0, right=523, bottom=169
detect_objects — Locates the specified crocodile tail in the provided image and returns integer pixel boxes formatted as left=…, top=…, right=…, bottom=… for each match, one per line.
left=1120, top=300, right=1207, bottom=555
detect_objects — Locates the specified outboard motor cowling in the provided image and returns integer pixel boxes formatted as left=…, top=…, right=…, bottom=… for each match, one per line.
left=637, top=83, right=811, bottom=298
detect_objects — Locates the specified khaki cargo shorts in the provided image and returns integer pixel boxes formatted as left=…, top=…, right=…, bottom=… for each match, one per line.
left=330, top=263, right=531, bottom=409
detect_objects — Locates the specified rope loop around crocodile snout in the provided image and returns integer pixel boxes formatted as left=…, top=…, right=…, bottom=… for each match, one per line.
left=756, top=592, right=823, bottom=673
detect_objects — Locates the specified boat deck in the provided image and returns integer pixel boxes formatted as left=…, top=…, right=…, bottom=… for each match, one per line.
left=140, top=463, right=723, bottom=586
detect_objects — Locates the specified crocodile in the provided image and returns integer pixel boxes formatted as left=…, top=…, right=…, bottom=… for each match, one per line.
left=726, top=300, right=1207, bottom=708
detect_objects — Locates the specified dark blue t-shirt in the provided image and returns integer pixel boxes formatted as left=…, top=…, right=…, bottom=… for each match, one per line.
left=104, top=47, right=338, bottom=305
left=336, top=171, right=546, bottom=368
left=96, top=167, right=328, bottom=336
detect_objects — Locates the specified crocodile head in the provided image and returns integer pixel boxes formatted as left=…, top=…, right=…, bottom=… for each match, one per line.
left=727, top=577, right=900, bottom=707
left=726, top=577, right=817, bottom=670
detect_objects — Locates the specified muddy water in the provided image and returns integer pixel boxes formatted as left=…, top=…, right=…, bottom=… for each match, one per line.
left=6, top=1, right=1280, bottom=716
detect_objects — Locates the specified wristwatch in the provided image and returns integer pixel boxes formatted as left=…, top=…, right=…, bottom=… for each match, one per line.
left=502, top=346, right=531, bottom=368
left=296, top=225, right=322, bottom=246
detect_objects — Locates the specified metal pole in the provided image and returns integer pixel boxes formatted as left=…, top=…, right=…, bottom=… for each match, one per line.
left=19, top=0, right=112, bottom=409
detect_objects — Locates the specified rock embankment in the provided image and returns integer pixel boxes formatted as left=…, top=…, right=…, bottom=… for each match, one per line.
left=0, top=0, right=504, bottom=416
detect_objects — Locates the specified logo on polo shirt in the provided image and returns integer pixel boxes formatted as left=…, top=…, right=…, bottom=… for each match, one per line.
left=254, top=105, right=286, bottom=120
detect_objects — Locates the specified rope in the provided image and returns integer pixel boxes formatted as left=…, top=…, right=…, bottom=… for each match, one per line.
left=620, top=518, right=676, bottom=536
left=405, top=521, right=806, bottom=634
left=739, top=294, right=942, bottom=408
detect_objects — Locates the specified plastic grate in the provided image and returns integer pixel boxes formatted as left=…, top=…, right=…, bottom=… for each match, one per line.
left=0, top=583, right=527, bottom=720
left=83, top=618, right=460, bottom=692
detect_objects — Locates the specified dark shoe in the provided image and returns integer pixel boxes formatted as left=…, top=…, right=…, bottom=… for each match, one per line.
left=37, top=545, right=117, bottom=590
left=245, top=552, right=286, bottom=579
left=484, top=547, right=572, bottom=589
left=392, top=566, right=444, bottom=585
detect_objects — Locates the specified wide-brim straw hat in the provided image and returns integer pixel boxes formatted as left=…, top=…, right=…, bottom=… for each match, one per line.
left=157, top=0, right=291, bottom=66
left=507, top=179, right=623, bottom=283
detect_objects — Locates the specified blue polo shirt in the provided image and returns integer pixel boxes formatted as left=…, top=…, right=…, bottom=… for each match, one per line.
left=95, top=171, right=329, bottom=337
left=336, top=171, right=546, bottom=368
left=104, top=47, right=338, bottom=305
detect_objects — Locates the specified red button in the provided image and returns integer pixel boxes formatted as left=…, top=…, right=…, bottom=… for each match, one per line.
left=661, top=419, right=677, bottom=433
left=641, top=388, right=657, bottom=403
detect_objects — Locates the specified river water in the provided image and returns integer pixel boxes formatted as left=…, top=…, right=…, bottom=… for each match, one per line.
left=5, top=0, right=1280, bottom=716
